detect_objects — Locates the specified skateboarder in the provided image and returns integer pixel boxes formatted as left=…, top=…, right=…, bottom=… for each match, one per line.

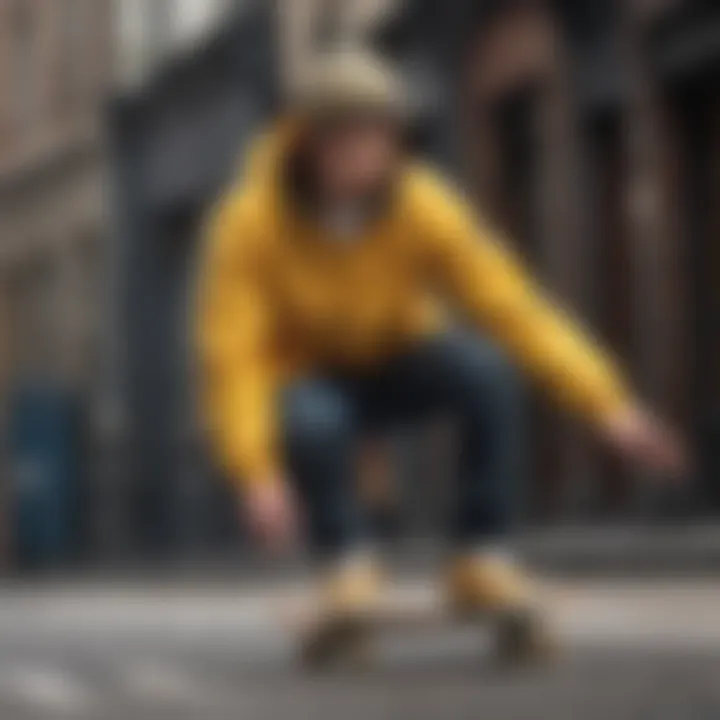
left=197, top=50, right=684, bottom=664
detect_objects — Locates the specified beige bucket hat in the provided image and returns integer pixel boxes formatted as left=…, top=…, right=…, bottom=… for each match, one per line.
left=291, top=48, right=408, bottom=120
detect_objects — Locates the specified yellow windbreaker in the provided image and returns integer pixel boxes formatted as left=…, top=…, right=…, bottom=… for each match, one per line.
left=197, top=125, right=628, bottom=488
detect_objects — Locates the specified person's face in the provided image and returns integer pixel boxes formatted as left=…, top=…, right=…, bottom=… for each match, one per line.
left=310, top=117, right=400, bottom=202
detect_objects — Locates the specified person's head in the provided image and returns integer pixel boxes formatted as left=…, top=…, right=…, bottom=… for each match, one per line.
left=291, top=50, right=407, bottom=204
left=302, top=113, right=401, bottom=201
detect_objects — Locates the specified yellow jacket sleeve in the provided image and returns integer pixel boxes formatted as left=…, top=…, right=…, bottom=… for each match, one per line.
left=196, top=193, right=279, bottom=488
left=416, top=171, right=630, bottom=426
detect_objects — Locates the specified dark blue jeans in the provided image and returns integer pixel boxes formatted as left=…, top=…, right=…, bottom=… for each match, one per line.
left=282, top=331, right=522, bottom=557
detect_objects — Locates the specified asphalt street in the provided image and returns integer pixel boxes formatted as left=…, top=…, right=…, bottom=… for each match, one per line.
left=0, top=578, right=719, bottom=719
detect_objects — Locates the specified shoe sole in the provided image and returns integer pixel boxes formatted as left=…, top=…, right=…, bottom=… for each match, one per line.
left=300, top=615, right=374, bottom=670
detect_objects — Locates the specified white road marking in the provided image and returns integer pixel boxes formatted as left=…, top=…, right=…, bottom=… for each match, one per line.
left=117, top=661, right=242, bottom=710
left=0, top=666, right=98, bottom=716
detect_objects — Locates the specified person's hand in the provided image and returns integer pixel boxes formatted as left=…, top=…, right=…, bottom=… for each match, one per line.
left=243, top=477, right=298, bottom=552
left=599, top=405, right=688, bottom=479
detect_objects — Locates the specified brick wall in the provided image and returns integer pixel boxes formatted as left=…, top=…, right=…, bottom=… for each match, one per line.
left=0, top=0, right=113, bottom=389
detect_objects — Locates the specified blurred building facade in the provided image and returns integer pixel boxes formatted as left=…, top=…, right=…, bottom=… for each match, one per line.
left=115, top=0, right=237, bottom=89
left=106, top=0, right=277, bottom=563
left=460, top=0, right=720, bottom=519
left=0, top=0, right=114, bottom=397
left=0, top=0, right=115, bottom=567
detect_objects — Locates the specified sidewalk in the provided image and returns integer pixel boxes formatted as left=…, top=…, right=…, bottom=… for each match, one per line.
left=319, top=523, right=720, bottom=577
left=514, top=522, right=720, bottom=575
left=4, top=523, right=720, bottom=584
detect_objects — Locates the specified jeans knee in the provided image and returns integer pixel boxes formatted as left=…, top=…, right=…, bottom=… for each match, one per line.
left=480, top=347, right=521, bottom=409
left=283, top=384, right=355, bottom=462
left=454, top=339, right=522, bottom=419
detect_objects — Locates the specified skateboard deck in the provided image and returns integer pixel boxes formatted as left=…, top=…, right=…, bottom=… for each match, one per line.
left=282, top=585, right=462, bottom=634
left=280, top=585, right=551, bottom=668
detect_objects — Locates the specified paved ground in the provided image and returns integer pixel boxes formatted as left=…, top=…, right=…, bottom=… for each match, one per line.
left=0, top=578, right=719, bottom=719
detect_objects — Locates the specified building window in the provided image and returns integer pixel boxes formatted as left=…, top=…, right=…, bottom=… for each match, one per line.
left=9, top=0, right=36, bottom=130
left=60, top=0, right=91, bottom=109
left=147, top=0, right=175, bottom=58
left=7, top=257, right=56, bottom=382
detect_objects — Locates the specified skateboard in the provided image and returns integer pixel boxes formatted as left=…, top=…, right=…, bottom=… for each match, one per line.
left=285, top=586, right=553, bottom=669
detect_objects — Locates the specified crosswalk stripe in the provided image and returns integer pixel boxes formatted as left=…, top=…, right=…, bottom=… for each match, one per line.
left=0, top=662, right=246, bottom=714
left=0, top=666, right=98, bottom=716
left=117, top=661, right=243, bottom=710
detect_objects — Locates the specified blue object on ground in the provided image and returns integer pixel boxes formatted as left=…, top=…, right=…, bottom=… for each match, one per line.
left=7, top=383, right=83, bottom=570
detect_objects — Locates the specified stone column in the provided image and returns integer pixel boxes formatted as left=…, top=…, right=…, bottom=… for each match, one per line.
left=0, top=267, right=11, bottom=572
left=621, top=6, right=686, bottom=513
left=0, top=0, right=12, bottom=151
left=536, top=53, right=599, bottom=520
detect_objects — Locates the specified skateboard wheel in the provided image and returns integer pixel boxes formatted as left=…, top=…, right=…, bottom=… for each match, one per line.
left=492, top=608, right=556, bottom=667
left=299, top=616, right=375, bottom=670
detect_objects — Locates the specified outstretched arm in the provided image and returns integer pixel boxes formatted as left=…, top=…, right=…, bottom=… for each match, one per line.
left=197, top=194, right=298, bottom=549
left=415, top=171, right=684, bottom=475
left=196, top=194, right=280, bottom=487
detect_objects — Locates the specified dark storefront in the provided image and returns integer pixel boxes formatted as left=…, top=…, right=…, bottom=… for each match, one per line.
left=652, top=1, right=720, bottom=512
left=467, top=0, right=720, bottom=521
left=110, top=6, right=277, bottom=562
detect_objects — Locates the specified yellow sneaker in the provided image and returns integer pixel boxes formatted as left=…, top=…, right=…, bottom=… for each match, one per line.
left=447, top=553, right=535, bottom=616
left=300, top=553, right=382, bottom=669
left=446, top=553, right=556, bottom=666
